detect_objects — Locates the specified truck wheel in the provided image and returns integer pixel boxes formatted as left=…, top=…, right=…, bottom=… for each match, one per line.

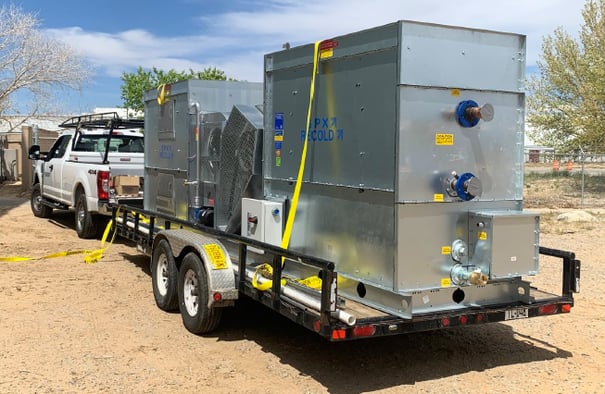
left=178, top=252, right=222, bottom=334
left=31, top=183, right=52, bottom=218
left=151, top=239, right=179, bottom=311
left=75, top=192, right=97, bottom=239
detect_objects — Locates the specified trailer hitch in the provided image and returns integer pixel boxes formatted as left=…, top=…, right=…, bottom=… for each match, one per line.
left=539, top=246, right=581, bottom=299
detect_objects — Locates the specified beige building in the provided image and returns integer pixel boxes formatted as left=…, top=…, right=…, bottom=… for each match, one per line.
left=0, top=116, right=64, bottom=186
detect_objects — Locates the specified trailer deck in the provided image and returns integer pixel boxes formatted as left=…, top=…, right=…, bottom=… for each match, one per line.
left=113, top=206, right=580, bottom=341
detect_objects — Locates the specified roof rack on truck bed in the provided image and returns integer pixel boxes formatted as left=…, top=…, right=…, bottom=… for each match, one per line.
left=60, top=112, right=144, bottom=130
left=60, top=112, right=144, bottom=164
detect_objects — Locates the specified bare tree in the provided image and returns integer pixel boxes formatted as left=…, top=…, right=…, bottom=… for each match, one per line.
left=0, top=4, right=91, bottom=130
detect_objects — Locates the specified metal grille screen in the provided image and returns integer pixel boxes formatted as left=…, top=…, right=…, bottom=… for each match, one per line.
left=216, top=105, right=263, bottom=232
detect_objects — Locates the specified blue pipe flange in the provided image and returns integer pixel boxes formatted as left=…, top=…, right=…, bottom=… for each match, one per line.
left=455, top=172, right=480, bottom=201
left=455, top=100, right=480, bottom=128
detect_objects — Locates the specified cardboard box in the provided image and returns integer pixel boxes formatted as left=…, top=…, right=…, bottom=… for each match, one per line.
left=113, top=176, right=140, bottom=196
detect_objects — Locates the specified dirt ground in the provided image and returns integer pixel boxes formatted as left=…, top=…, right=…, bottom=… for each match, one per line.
left=0, top=181, right=604, bottom=394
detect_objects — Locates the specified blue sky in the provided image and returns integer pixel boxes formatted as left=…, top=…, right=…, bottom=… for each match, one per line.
left=11, top=0, right=586, bottom=114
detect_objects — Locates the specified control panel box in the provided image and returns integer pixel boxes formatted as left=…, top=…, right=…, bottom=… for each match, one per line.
left=241, top=198, right=283, bottom=252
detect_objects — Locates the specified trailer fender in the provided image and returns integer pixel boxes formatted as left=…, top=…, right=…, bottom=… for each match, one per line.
left=157, top=229, right=238, bottom=307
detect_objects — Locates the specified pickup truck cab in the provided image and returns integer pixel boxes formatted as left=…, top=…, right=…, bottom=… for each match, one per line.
left=28, top=112, right=144, bottom=238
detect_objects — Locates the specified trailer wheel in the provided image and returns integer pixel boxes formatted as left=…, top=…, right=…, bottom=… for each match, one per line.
left=75, top=192, right=97, bottom=239
left=178, top=252, right=222, bottom=334
left=31, top=184, right=52, bottom=218
left=151, top=239, right=178, bottom=311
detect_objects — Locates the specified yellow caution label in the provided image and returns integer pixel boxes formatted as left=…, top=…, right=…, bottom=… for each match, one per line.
left=435, top=133, right=454, bottom=145
left=274, top=135, right=283, bottom=142
left=451, top=89, right=461, bottom=97
left=441, top=277, right=452, bottom=287
left=441, top=246, right=451, bottom=255
left=204, top=244, right=227, bottom=270
left=434, top=193, right=444, bottom=202
left=478, top=231, right=488, bottom=240
left=320, top=48, right=333, bottom=59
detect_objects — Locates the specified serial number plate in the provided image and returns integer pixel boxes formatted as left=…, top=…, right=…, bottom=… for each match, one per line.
left=505, top=307, right=529, bottom=320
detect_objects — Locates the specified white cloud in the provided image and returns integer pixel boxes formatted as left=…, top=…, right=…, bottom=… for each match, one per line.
left=44, top=0, right=586, bottom=84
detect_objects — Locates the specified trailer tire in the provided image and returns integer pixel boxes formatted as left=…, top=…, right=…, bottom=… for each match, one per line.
left=178, top=252, right=222, bottom=334
left=75, top=192, right=97, bottom=239
left=31, top=183, right=52, bottom=218
left=151, top=239, right=179, bottom=311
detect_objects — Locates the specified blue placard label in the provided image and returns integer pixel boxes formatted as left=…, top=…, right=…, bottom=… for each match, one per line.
left=274, top=112, right=284, bottom=136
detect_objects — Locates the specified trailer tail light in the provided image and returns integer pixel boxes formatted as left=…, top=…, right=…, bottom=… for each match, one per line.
left=331, top=329, right=347, bottom=340
left=97, top=171, right=110, bottom=200
left=561, top=304, right=572, bottom=313
left=458, top=315, right=468, bottom=325
left=213, top=292, right=222, bottom=302
left=475, top=313, right=484, bottom=322
left=352, top=325, right=376, bottom=338
left=539, top=304, right=558, bottom=315
left=441, top=318, right=450, bottom=327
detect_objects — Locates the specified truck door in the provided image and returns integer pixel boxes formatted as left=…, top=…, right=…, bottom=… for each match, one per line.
left=41, top=135, right=71, bottom=201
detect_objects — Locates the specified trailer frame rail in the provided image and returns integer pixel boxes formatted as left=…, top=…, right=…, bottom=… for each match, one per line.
left=112, top=205, right=580, bottom=341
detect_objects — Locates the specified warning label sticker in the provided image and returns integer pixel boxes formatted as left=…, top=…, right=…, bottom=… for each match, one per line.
left=203, top=244, right=227, bottom=270
left=435, top=133, right=454, bottom=146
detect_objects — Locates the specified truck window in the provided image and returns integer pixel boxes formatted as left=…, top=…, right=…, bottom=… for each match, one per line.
left=47, top=135, right=72, bottom=159
left=116, top=137, right=144, bottom=153
left=74, top=135, right=144, bottom=153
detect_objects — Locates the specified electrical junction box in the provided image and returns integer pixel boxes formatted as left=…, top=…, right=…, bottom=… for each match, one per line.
left=241, top=198, right=283, bottom=253
left=468, top=211, right=539, bottom=279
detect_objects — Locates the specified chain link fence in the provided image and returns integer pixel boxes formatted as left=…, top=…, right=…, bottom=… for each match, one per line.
left=524, top=152, right=605, bottom=209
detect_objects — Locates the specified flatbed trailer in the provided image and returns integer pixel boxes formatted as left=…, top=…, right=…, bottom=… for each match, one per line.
left=112, top=206, right=580, bottom=341
left=114, top=20, right=582, bottom=342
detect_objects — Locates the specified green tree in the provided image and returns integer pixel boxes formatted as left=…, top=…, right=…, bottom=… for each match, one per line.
left=527, top=0, right=605, bottom=153
left=120, top=66, right=232, bottom=114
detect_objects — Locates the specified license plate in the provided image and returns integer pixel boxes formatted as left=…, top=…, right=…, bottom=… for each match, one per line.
left=505, top=307, right=529, bottom=320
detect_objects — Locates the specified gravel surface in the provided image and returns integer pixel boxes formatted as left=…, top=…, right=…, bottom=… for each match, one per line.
left=0, top=182, right=603, bottom=393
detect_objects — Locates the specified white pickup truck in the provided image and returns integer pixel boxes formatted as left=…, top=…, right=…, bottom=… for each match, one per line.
left=28, top=112, right=145, bottom=238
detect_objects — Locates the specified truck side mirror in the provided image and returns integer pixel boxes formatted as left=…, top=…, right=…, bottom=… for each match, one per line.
left=28, top=145, right=41, bottom=160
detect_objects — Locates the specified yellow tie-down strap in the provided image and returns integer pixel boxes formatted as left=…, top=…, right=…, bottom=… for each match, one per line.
left=251, top=263, right=323, bottom=291
left=0, top=215, right=118, bottom=264
left=252, top=40, right=322, bottom=291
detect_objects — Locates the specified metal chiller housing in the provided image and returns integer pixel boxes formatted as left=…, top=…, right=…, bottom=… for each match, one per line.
left=263, top=20, right=537, bottom=317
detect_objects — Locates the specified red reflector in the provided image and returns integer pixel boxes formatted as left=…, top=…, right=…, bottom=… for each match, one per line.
left=352, top=325, right=376, bottom=337
left=313, top=321, right=321, bottom=332
left=539, top=304, right=558, bottom=315
left=320, top=39, right=339, bottom=51
left=441, top=318, right=450, bottom=327
left=331, top=329, right=347, bottom=340
left=475, top=313, right=484, bottom=322
left=459, top=315, right=468, bottom=325
left=213, top=292, right=222, bottom=302
left=561, top=304, right=572, bottom=313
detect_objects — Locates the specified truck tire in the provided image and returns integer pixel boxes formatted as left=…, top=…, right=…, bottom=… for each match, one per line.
left=178, top=252, right=222, bottom=334
left=151, top=239, right=179, bottom=311
left=31, top=183, right=52, bottom=218
left=75, top=192, right=97, bottom=239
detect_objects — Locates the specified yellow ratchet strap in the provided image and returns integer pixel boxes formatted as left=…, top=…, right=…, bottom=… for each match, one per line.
left=251, top=263, right=286, bottom=291
left=0, top=210, right=119, bottom=264
left=252, top=40, right=322, bottom=291
left=281, top=40, right=321, bottom=252
left=83, top=216, right=117, bottom=264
